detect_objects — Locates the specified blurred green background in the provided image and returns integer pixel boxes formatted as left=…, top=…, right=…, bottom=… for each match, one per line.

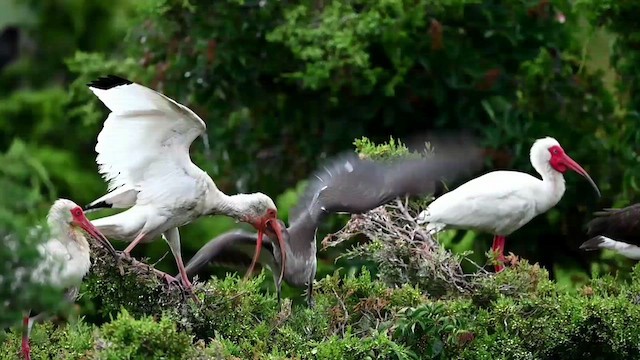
left=1, top=0, right=639, bottom=308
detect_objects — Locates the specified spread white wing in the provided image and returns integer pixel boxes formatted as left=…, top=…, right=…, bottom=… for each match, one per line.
left=88, top=75, right=207, bottom=208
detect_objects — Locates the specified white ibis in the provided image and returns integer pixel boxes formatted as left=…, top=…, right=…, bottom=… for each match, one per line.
left=83, top=75, right=285, bottom=292
left=417, top=137, right=601, bottom=272
left=21, top=199, right=115, bottom=360
left=580, top=204, right=640, bottom=259
left=183, top=144, right=483, bottom=307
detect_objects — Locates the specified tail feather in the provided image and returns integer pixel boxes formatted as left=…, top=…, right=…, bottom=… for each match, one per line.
left=579, top=236, right=606, bottom=251
left=579, top=235, right=640, bottom=260
left=84, top=200, right=112, bottom=213
left=84, top=187, right=138, bottom=212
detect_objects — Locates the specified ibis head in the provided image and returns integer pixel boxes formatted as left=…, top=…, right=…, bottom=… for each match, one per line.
left=48, top=199, right=117, bottom=256
left=241, top=193, right=286, bottom=283
left=530, top=137, right=600, bottom=197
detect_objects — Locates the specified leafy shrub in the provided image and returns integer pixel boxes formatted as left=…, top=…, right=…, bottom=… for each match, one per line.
left=99, top=309, right=194, bottom=360
left=0, top=321, right=95, bottom=360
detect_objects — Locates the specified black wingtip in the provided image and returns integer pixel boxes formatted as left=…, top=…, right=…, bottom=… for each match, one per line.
left=87, top=75, right=132, bottom=90
left=579, top=236, right=605, bottom=251
left=83, top=201, right=112, bottom=211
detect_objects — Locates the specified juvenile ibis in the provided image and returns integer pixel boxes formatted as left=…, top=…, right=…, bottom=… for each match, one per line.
left=183, top=142, right=483, bottom=307
left=417, top=137, right=601, bottom=272
left=83, top=75, right=285, bottom=291
left=580, top=204, right=640, bottom=259
left=21, top=199, right=115, bottom=360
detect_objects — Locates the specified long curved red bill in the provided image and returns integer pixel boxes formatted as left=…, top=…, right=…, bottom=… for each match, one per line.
left=560, top=154, right=601, bottom=197
left=266, top=219, right=286, bottom=284
left=74, top=213, right=119, bottom=257
left=245, top=229, right=264, bottom=280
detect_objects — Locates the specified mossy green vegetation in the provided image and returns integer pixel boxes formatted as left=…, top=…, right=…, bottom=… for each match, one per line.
left=3, top=261, right=640, bottom=359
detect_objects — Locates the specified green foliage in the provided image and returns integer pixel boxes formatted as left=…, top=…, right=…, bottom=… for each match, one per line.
left=0, top=321, right=95, bottom=360
left=6, top=262, right=640, bottom=359
left=180, top=273, right=279, bottom=344
left=0, top=141, right=67, bottom=327
left=312, top=331, right=413, bottom=360
left=354, top=136, right=414, bottom=160
left=394, top=303, right=465, bottom=359
left=99, top=309, right=194, bottom=359
left=82, top=247, right=184, bottom=321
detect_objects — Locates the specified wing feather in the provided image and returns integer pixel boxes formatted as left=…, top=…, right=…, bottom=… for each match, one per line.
left=586, top=203, right=640, bottom=245
left=89, top=76, right=207, bottom=200
left=184, top=231, right=276, bottom=279
left=290, top=143, right=483, bottom=225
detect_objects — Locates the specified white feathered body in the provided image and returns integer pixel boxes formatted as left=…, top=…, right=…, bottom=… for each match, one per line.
left=32, top=231, right=91, bottom=289
left=422, top=170, right=566, bottom=236
left=90, top=165, right=217, bottom=242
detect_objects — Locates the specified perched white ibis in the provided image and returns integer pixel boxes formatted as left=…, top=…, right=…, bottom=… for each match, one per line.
left=580, top=204, right=640, bottom=259
left=183, top=143, right=483, bottom=307
left=83, top=75, right=285, bottom=291
left=417, top=137, right=601, bottom=272
left=21, top=199, right=115, bottom=360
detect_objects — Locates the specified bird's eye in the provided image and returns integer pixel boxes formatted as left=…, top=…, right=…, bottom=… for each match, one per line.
left=71, top=208, right=82, bottom=217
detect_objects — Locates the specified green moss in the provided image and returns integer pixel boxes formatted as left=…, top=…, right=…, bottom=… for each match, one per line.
left=1, top=321, right=95, bottom=360
left=99, top=309, right=193, bottom=359
left=5, top=263, right=640, bottom=359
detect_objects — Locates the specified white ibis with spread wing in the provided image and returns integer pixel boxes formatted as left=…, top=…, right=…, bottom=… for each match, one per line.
left=417, top=137, right=601, bottom=272
left=19, top=199, right=115, bottom=360
left=183, top=141, right=483, bottom=306
left=83, top=75, right=285, bottom=292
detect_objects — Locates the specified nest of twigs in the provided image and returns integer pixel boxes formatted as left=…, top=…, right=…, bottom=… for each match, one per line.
left=322, top=198, right=488, bottom=297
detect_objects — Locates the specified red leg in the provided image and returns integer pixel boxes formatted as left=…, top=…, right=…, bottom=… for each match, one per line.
left=175, top=255, right=193, bottom=290
left=491, top=235, right=506, bottom=272
left=123, top=232, right=146, bottom=255
left=21, top=316, right=31, bottom=360
left=162, top=228, right=193, bottom=293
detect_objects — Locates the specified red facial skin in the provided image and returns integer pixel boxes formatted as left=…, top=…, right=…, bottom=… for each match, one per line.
left=69, top=206, right=118, bottom=256
left=548, top=145, right=600, bottom=197
left=245, top=209, right=287, bottom=283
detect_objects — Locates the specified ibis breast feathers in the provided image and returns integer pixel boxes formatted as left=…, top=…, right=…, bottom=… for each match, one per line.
left=33, top=237, right=91, bottom=289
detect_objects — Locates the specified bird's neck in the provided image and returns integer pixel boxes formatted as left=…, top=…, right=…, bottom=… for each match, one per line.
left=205, top=189, right=256, bottom=222
left=537, top=165, right=566, bottom=211
left=48, top=221, right=90, bottom=253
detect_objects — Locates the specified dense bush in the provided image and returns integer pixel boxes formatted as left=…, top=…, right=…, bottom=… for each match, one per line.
left=4, top=261, right=640, bottom=359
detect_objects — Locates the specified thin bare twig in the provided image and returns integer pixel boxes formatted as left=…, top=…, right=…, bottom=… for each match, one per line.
left=322, top=196, right=485, bottom=296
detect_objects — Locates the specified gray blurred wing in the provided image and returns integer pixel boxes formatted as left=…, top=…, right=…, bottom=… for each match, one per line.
left=290, top=146, right=482, bottom=225
left=184, top=231, right=276, bottom=279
